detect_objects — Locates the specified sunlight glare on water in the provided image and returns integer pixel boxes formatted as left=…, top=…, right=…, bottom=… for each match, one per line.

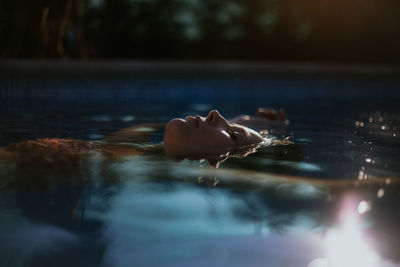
left=325, top=214, right=378, bottom=267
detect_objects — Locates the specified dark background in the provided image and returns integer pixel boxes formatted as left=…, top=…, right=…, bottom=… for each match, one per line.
left=1, top=0, right=400, bottom=63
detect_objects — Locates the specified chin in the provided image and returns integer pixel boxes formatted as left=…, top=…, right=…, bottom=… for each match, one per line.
left=164, top=119, right=186, bottom=145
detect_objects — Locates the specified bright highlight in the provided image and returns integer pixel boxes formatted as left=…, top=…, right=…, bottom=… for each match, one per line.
left=324, top=215, right=379, bottom=267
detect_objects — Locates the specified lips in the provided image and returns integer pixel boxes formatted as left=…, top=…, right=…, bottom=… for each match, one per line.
left=184, top=115, right=203, bottom=127
left=184, top=116, right=195, bottom=125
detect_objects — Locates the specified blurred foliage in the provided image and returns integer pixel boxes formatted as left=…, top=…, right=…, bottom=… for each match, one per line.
left=1, top=0, right=400, bottom=62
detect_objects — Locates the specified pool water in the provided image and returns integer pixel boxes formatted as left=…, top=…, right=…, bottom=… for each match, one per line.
left=1, top=71, right=400, bottom=267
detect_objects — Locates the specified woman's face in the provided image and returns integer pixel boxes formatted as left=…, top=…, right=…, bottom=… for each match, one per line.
left=164, top=110, right=263, bottom=157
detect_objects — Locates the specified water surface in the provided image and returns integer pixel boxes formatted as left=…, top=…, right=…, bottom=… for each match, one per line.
left=1, top=72, right=400, bottom=267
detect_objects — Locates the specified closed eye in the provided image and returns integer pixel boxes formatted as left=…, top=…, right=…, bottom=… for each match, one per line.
left=228, top=131, right=238, bottom=142
left=229, top=126, right=249, bottom=146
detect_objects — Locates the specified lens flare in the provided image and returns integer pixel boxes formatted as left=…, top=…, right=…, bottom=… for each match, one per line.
left=324, top=214, right=378, bottom=267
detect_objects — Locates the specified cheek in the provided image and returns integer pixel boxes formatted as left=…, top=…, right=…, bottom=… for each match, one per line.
left=165, top=122, right=233, bottom=147
left=193, top=129, right=232, bottom=147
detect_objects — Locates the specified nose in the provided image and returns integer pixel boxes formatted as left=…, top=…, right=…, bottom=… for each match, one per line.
left=206, top=110, right=230, bottom=127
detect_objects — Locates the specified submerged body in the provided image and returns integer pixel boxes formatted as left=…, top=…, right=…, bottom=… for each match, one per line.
left=0, top=108, right=288, bottom=168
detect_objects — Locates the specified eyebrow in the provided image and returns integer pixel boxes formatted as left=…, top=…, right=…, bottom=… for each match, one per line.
left=228, top=130, right=239, bottom=143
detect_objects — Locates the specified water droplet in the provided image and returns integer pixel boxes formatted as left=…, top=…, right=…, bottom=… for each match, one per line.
left=377, top=188, right=384, bottom=198
left=381, top=125, right=386, bottom=130
left=358, top=200, right=369, bottom=214
left=365, top=158, right=372, bottom=163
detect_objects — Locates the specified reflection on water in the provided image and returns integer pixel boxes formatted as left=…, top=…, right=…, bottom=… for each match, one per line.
left=1, top=151, right=400, bottom=266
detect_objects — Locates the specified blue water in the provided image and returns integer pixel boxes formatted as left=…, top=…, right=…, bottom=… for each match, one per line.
left=1, top=73, right=400, bottom=267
